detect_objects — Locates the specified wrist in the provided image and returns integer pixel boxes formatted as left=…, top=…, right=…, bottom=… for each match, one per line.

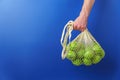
left=79, top=11, right=88, bottom=21
left=80, top=8, right=89, bottom=18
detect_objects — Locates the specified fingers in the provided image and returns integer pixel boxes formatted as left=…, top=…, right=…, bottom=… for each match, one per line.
left=73, top=22, right=79, bottom=30
left=81, top=24, right=86, bottom=32
left=73, top=22, right=86, bottom=32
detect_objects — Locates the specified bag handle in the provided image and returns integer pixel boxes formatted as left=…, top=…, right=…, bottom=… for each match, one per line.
left=60, top=20, right=73, bottom=59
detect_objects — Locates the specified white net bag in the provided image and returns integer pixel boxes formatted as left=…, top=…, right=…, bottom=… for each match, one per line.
left=61, top=20, right=105, bottom=66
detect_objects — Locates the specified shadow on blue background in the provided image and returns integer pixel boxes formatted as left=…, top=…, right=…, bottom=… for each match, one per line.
left=0, top=0, right=120, bottom=80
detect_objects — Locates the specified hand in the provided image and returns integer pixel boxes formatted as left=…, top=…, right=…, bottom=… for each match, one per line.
left=73, top=12, right=88, bottom=32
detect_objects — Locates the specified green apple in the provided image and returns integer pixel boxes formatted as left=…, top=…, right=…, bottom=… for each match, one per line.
left=77, top=50, right=85, bottom=58
left=83, top=58, right=92, bottom=66
left=84, top=50, right=94, bottom=59
left=78, top=58, right=83, bottom=63
left=94, top=49, right=105, bottom=58
left=79, top=43, right=85, bottom=49
left=93, top=44, right=101, bottom=51
left=92, top=55, right=101, bottom=64
left=99, top=50, right=105, bottom=58
left=72, top=59, right=82, bottom=66
left=66, top=50, right=76, bottom=60
left=85, top=47, right=91, bottom=52
left=75, top=43, right=85, bottom=53
left=69, top=41, right=78, bottom=51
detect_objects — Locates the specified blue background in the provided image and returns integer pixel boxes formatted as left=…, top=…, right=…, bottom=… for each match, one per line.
left=0, top=0, right=120, bottom=80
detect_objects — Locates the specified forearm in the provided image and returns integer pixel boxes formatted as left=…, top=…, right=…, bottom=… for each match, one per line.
left=73, top=0, right=95, bottom=31
left=80, top=0, right=95, bottom=18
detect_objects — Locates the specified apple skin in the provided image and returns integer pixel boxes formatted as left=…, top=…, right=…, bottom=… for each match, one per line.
left=93, top=44, right=105, bottom=58
left=93, top=44, right=101, bottom=51
left=83, top=58, right=92, bottom=66
left=85, top=47, right=91, bottom=52
left=69, top=41, right=78, bottom=51
left=77, top=50, right=85, bottom=58
left=78, top=43, right=85, bottom=50
left=66, top=51, right=76, bottom=61
left=92, top=55, right=101, bottom=64
left=95, top=49, right=105, bottom=58
left=69, top=41, right=85, bottom=52
left=99, top=50, right=105, bottom=58
left=72, top=59, right=82, bottom=66
left=84, top=50, right=94, bottom=59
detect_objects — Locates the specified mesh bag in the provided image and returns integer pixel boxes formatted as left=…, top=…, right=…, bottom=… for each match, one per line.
left=60, top=20, right=105, bottom=66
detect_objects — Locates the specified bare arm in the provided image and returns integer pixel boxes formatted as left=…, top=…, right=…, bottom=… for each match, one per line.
left=74, top=0, right=95, bottom=31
